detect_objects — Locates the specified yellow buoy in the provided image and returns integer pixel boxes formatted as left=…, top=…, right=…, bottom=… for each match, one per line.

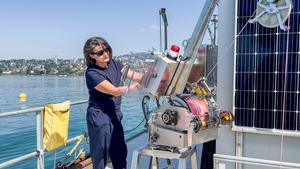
left=19, top=93, right=27, bottom=102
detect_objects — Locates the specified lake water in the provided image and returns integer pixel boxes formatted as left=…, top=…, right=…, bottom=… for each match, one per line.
left=0, top=75, right=146, bottom=169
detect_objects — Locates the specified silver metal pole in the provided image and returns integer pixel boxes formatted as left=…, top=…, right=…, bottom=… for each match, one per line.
left=160, top=8, right=168, bottom=51
left=70, top=100, right=88, bottom=105
left=0, top=152, right=38, bottom=169
left=160, top=13, right=162, bottom=52
left=167, top=0, right=218, bottom=94
left=0, top=100, right=88, bottom=118
left=213, top=159, right=219, bottom=169
left=212, top=14, right=218, bottom=46
left=232, top=126, right=300, bottom=137
left=235, top=132, right=243, bottom=169
left=0, top=107, right=44, bottom=117
left=36, top=110, right=44, bottom=169
left=214, top=154, right=300, bottom=169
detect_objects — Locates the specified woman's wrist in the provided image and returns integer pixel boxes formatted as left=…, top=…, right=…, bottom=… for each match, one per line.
left=119, top=86, right=129, bottom=95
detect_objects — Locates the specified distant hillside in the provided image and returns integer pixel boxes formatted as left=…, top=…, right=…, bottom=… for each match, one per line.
left=114, top=52, right=155, bottom=70
left=0, top=52, right=155, bottom=75
left=115, top=52, right=154, bottom=60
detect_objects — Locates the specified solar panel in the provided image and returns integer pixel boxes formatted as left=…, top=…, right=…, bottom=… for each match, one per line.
left=234, top=0, right=300, bottom=131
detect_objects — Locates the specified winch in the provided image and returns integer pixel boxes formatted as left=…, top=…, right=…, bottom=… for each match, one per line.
left=141, top=50, right=233, bottom=149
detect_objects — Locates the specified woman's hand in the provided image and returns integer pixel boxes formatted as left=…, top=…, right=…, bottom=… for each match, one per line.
left=128, top=82, right=141, bottom=90
left=118, top=82, right=141, bottom=95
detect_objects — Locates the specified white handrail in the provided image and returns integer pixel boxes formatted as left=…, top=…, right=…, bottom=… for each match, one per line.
left=214, top=154, right=300, bottom=169
left=0, top=100, right=88, bottom=118
left=0, top=99, right=146, bottom=169
left=0, top=100, right=88, bottom=169
left=0, top=152, right=38, bottom=168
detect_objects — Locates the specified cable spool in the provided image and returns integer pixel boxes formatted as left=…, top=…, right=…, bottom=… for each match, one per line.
left=183, top=95, right=210, bottom=130
left=184, top=96, right=209, bottom=116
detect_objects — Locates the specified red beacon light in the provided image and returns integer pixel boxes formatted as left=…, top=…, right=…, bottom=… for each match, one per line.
left=198, top=47, right=205, bottom=54
left=167, top=45, right=180, bottom=61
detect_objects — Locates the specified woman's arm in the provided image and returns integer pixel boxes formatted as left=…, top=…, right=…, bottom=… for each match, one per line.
left=94, top=80, right=123, bottom=96
left=94, top=80, right=140, bottom=96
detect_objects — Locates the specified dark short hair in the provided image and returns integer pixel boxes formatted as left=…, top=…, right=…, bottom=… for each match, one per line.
left=83, top=37, right=113, bottom=67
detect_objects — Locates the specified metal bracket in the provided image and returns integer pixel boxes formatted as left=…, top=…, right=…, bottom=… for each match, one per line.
left=131, top=146, right=198, bottom=169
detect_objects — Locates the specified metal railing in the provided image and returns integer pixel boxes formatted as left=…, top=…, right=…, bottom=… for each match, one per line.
left=214, top=154, right=300, bottom=169
left=0, top=100, right=147, bottom=169
left=232, top=126, right=300, bottom=138
left=0, top=100, right=88, bottom=169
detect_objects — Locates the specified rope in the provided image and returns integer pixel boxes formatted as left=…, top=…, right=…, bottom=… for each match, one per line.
left=205, top=11, right=256, bottom=79
left=280, top=15, right=291, bottom=168
left=55, top=134, right=89, bottom=168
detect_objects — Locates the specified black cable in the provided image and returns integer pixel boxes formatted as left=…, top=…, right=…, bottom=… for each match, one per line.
left=124, top=118, right=145, bottom=133
left=164, top=61, right=181, bottom=95
left=155, top=97, right=160, bottom=108
left=142, top=95, right=153, bottom=128
left=125, top=92, right=152, bottom=134
left=169, top=97, right=189, bottom=111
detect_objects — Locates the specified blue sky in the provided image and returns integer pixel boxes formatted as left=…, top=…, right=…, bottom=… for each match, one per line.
left=0, top=0, right=208, bottom=59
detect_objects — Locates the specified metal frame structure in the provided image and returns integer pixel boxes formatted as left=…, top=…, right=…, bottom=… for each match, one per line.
left=131, top=146, right=198, bottom=169
left=166, top=0, right=218, bottom=95
left=0, top=100, right=88, bottom=169
left=232, top=126, right=300, bottom=137
left=214, top=154, right=300, bottom=169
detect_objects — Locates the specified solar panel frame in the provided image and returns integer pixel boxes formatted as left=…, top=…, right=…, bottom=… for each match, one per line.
left=233, top=0, right=300, bottom=135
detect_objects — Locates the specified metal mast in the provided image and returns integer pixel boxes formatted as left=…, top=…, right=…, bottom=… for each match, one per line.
left=166, top=0, right=218, bottom=95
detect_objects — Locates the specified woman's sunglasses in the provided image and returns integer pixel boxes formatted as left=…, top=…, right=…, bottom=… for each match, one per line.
left=91, top=48, right=109, bottom=57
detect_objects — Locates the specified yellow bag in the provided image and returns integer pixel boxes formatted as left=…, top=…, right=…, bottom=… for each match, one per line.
left=43, top=101, right=70, bottom=151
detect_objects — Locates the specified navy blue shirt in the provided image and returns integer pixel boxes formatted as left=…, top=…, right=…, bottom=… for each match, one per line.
left=85, top=59, right=123, bottom=115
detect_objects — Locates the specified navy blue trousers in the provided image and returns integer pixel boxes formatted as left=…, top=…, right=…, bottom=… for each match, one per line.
left=200, top=140, right=215, bottom=169
left=87, top=107, right=127, bottom=169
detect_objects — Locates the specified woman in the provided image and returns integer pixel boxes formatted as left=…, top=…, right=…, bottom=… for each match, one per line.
left=83, top=37, right=141, bottom=169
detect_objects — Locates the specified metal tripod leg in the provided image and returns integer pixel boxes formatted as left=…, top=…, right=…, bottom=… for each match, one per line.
left=178, top=158, right=187, bottom=169
left=149, top=156, right=159, bottom=169
left=131, top=150, right=140, bottom=169
left=131, top=146, right=198, bottom=169
left=178, top=147, right=198, bottom=169
left=191, top=148, right=198, bottom=169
